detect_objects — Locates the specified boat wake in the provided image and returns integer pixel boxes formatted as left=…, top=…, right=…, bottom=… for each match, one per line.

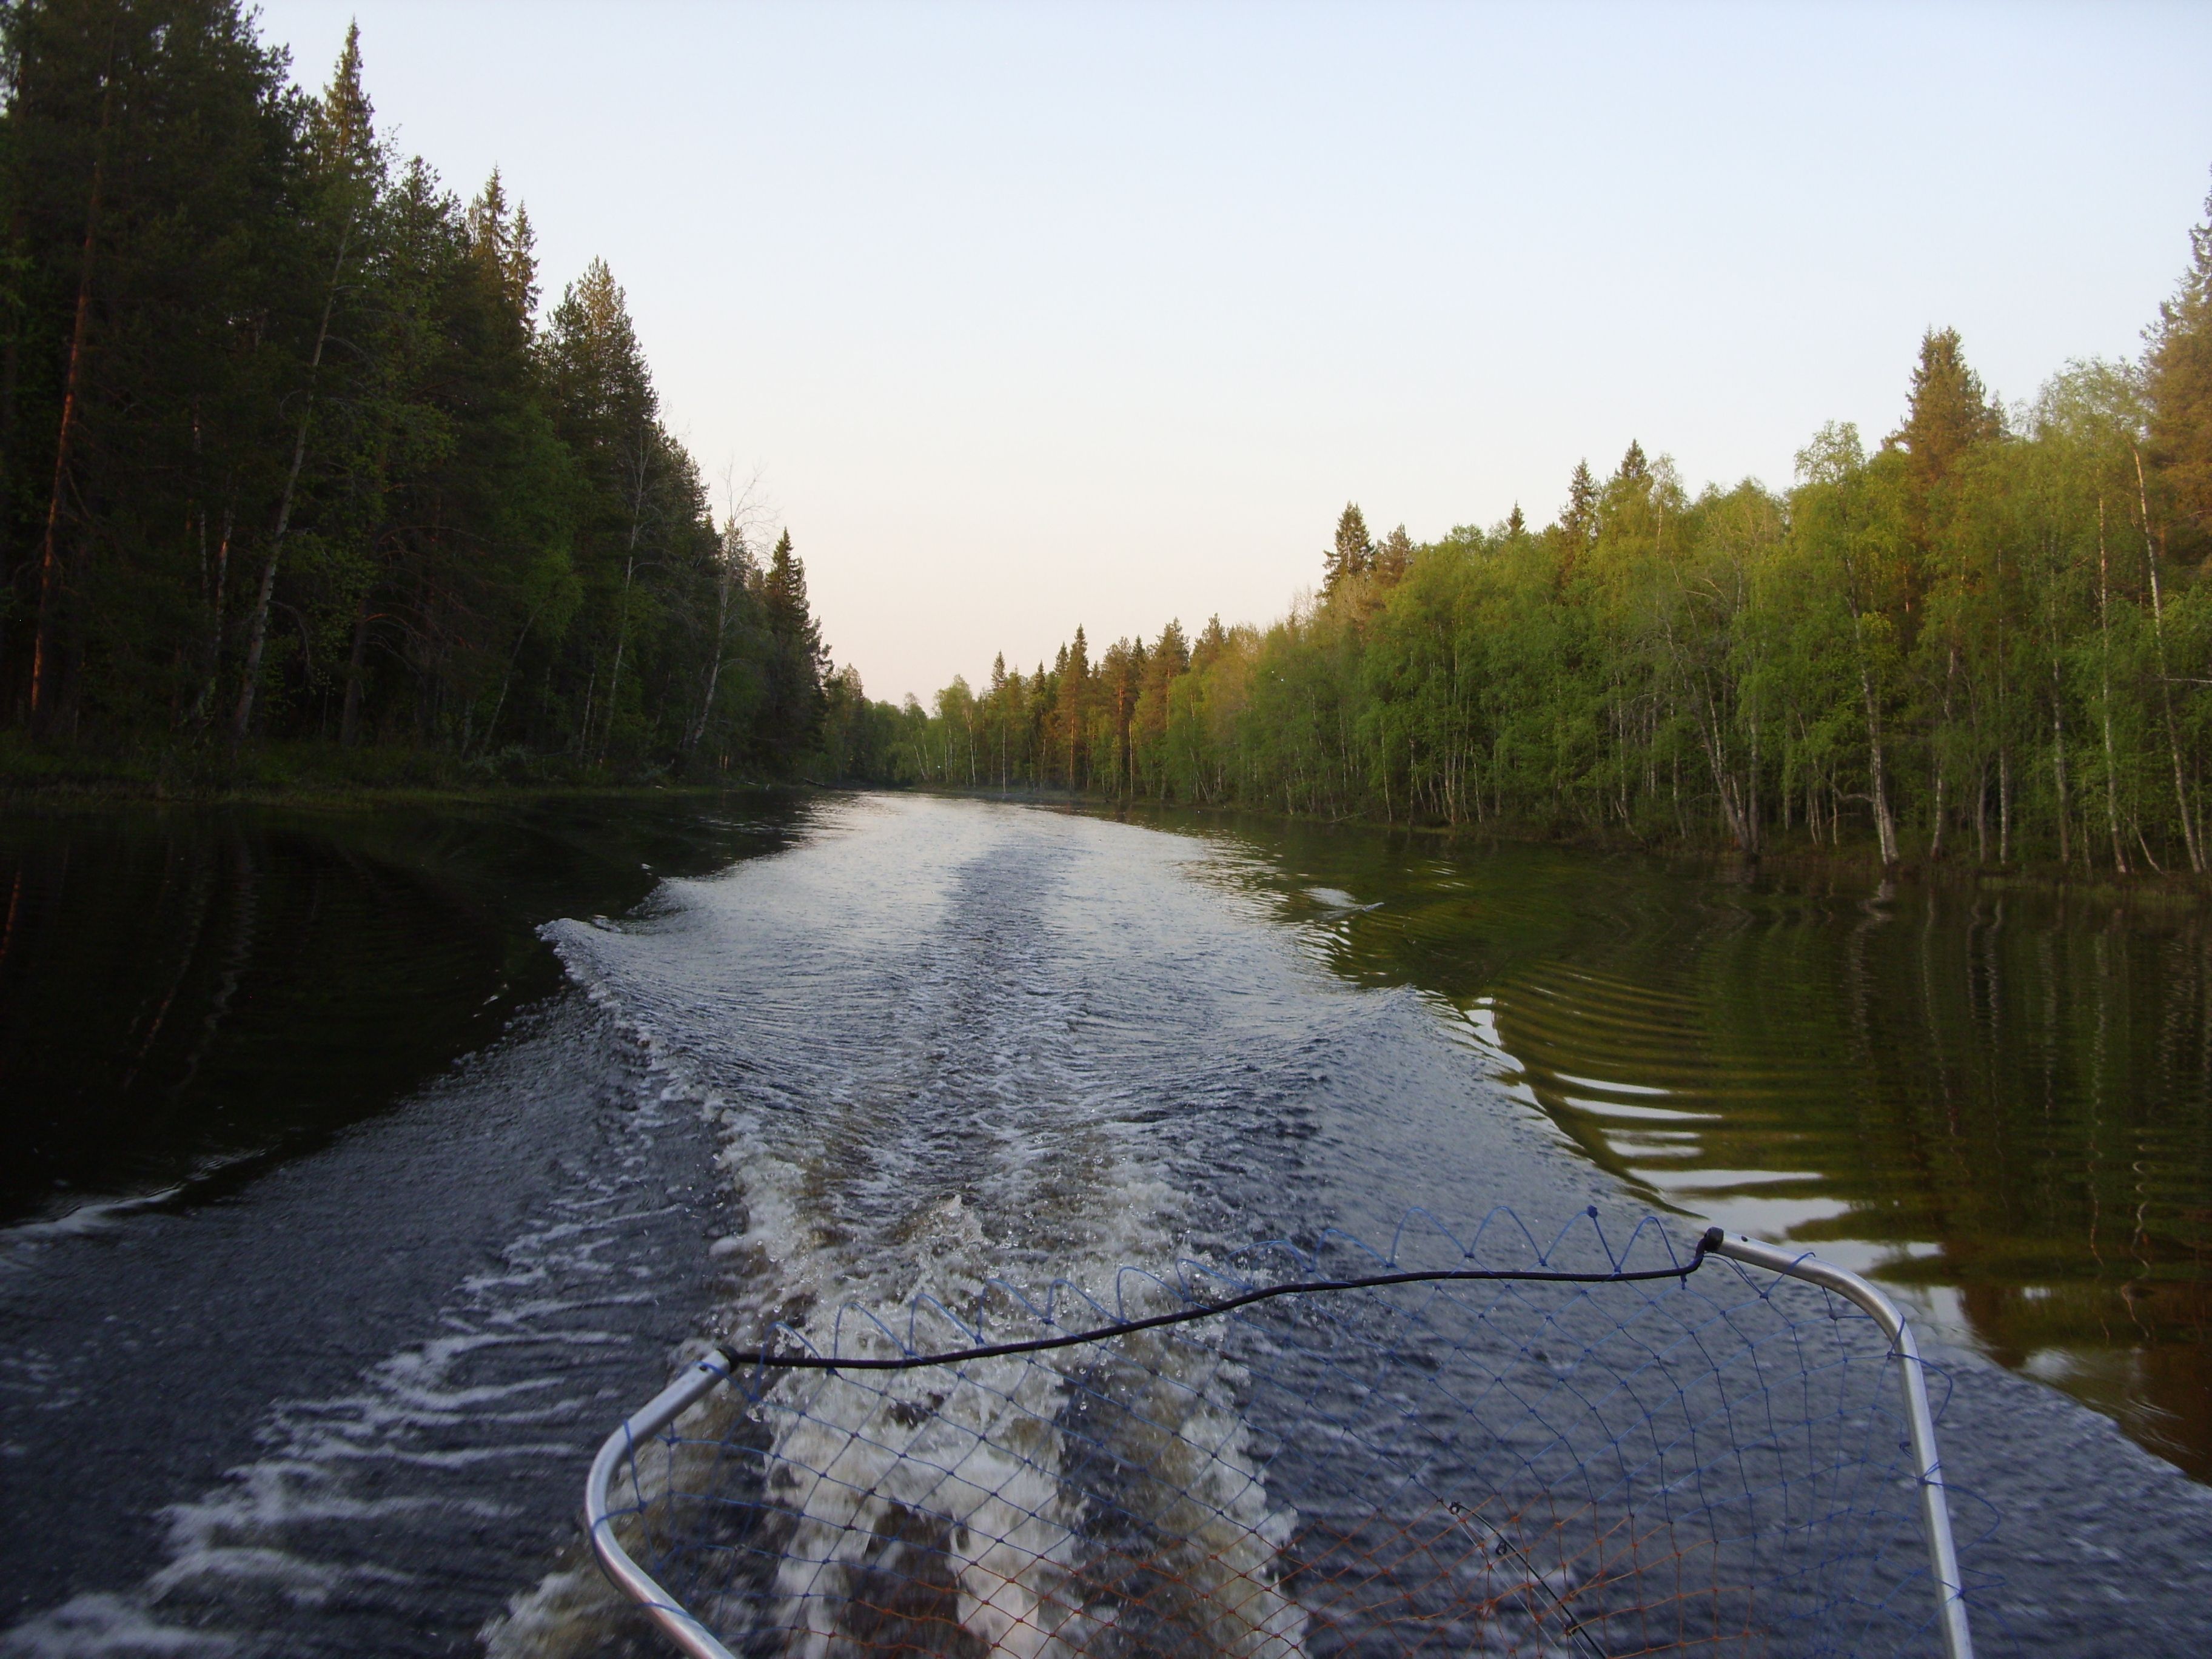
left=490, top=799, right=1315, bottom=1658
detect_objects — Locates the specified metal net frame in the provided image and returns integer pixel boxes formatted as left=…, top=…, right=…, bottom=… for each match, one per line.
left=585, top=1213, right=1982, bottom=1659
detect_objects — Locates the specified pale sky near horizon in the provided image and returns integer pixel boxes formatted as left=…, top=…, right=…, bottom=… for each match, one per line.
left=253, top=0, right=2211, bottom=705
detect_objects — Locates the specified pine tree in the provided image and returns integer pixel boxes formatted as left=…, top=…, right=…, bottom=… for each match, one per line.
left=1373, top=524, right=1415, bottom=584
left=1153, top=618, right=1190, bottom=675
left=2147, top=176, right=2212, bottom=548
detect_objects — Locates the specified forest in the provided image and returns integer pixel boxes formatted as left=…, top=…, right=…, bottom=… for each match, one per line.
left=0, top=1, right=908, bottom=785
left=10, top=2, right=2212, bottom=865
left=906, top=193, right=2212, bottom=872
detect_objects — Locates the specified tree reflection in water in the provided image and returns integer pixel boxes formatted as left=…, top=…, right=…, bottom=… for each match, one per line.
left=1162, top=810, right=2212, bottom=1483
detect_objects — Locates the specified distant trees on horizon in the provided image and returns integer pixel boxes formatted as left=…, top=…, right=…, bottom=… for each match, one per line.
left=902, top=185, right=2212, bottom=871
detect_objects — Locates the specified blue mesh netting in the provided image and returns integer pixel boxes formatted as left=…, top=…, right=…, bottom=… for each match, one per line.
left=593, top=1210, right=1993, bottom=1657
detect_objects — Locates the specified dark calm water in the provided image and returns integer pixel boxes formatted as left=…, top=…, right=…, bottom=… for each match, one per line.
left=1154, top=814, right=2212, bottom=1483
left=0, top=798, right=801, bottom=1224
left=2, top=794, right=2209, bottom=1657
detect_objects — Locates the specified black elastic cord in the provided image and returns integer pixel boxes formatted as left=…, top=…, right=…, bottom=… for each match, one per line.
left=717, top=1226, right=1726, bottom=1375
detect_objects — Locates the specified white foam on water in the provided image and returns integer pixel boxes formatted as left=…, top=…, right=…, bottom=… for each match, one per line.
left=0, top=1148, right=277, bottom=1269
left=492, top=797, right=1314, bottom=1658
left=0, top=1595, right=230, bottom=1658
left=1, top=1033, right=704, bottom=1658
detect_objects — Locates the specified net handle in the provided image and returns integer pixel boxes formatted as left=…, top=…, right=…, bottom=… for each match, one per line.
left=579, top=1255, right=1719, bottom=1659
left=1711, top=1232, right=1974, bottom=1659
left=583, top=1356, right=741, bottom=1659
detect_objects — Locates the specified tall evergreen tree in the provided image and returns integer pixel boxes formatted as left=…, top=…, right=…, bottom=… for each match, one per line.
left=541, top=256, right=683, bottom=758
left=1325, top=502, right=1372, bottom=594
left=758, top=528, right=825, bottom=766
left=231, top=21, right=383, bottom=742
left=1893, top=327, right=2002, bottom=494
left=2147, top=177, right=2212, bottom=549
left=0, top=5, right=872, bottom=780
left=7, top=0, right=304, bottom=734
left=1373, top=524, right=1415, bottom=584
left=1561, top=461, right=1599, bottom=563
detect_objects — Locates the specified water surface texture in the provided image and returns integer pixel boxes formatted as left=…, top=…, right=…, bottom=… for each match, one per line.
left=3, top=794, right=2210, bottom=1657
left=0, top=797, right=802, bottom=1225
left=1161, top=813, right=2212, bottom=1481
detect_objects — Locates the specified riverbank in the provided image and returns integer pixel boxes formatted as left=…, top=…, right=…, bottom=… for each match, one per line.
left=918, top=783, right=2212, bottom=906
left=0, top=732, right=822, bottom=809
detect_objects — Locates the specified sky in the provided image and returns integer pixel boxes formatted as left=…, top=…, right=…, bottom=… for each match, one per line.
left=251, top=0, right=2212, bottom=705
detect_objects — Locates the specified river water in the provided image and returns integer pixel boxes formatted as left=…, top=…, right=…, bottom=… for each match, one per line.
left=2, top=793, right=2208, bottom=1657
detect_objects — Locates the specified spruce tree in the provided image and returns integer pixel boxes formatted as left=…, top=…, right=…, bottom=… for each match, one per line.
left=232, top=22, right=386, bottom=743
left=1065, top=625, right=1090, bottom=786
left=1562, top=461, right=1598, bottom=555
left=8, top=0, right=302, bottom=734
left=1153, top=618, right=1189, bottom=675
left=1326, top=502, right=1372, bottom=594
left=468, top=170, right=540, bottom=335
left=1893, top=327, right=2001, bottom=494
left=759, top=529, right=826, bottom=766
left=0, top=2, right=826, bottom=775
left=1193, top=614, right=1229, bottom=671
left=545, top=258, right=655, bottom=444
left=543, top=257, right=671, bottom=757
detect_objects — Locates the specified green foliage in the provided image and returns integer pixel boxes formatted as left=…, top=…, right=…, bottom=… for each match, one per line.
left=0, top=1, right=853, bottom=783
left=916, top=193, right=2212, bottom=873
left=1323, top=502, right=1371, bottom=594
left=2148, top=172, right=2212, bottom=554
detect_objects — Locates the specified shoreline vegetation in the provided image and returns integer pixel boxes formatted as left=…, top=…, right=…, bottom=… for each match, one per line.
left=0, top=730, right=798, bottom=808
left=897, top=193, right=2212, bottom=889
left=5, top=6, right=2212, bottom=899
left=916, top=782, right=2212, bottom=908
left=2, top=6, right=913, bottom=793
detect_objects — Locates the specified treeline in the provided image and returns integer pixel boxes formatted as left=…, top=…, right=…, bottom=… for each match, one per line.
left=1, top=1, right=882, bottom=780
left=907, top=186, right=2212, bottom=872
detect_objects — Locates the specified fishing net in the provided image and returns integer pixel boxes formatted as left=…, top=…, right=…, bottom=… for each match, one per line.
left=590, top=1211, right=1987, bottom=1658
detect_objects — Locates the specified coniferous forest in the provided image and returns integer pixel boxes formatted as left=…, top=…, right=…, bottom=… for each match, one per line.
left=8, top=1, right=2212, bottom=873
left=911, top=193, right=2212, bottom=873
left=0, top=2, right=907, bottom=785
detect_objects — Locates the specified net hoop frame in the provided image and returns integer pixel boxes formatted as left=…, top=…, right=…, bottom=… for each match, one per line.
left=582, top=1228, right=1974, bottom=1659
